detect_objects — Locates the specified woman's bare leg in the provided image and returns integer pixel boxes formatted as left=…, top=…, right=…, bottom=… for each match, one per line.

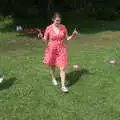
left=60, top=67, right=66, bottom=87
left=50, top=65, right=56, bottom=80
left=60, top=67, right=68, bottom=92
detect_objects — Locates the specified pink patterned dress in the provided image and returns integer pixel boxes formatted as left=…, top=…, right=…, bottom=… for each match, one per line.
left=43, top=24, right=68, bottom=68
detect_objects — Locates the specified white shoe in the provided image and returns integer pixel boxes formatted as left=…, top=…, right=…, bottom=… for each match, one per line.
left=52, top=80, right=58, bottom=86
left=0, top=78, right=3, bottom=83
left=61, top=86, right=69, bottom=93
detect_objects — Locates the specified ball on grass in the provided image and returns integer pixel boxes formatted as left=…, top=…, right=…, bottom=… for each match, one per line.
left=109, top=60, right=116, bottom=64
left=72, top=65, right=80, bottom=69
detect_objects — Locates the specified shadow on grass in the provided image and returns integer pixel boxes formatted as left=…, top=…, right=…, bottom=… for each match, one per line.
left=66, top=69, right=90, bottom=87
left=57, top=68, right=91, bottom=87
left=0, top=77, right=17, bottom=91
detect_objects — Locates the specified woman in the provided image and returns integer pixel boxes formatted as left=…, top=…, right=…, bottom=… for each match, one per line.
left=39, top=12, right=78, bottom=92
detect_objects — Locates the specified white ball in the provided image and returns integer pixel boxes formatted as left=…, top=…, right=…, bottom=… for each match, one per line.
left=109, top=60, right=116, bottom=64
left=72, top=65, right=80, bottom=69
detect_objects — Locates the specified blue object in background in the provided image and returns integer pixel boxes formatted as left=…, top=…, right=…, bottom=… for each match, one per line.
left=0, top=72, right=4, bottom=76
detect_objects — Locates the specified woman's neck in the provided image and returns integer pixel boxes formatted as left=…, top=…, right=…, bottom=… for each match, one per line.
left=53, top=23, right=60, bottom=28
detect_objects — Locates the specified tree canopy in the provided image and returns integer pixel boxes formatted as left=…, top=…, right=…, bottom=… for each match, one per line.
left=0, top=0, right=120, bottom=20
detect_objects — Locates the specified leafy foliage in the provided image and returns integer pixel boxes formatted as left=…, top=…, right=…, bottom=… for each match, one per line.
left=0, top=0, right=120, bottom=20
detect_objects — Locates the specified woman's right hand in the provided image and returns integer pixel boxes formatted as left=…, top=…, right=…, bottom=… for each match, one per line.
left=38, top=30, right=43, bottom=38
left=38, top=30, right=48, bottom=43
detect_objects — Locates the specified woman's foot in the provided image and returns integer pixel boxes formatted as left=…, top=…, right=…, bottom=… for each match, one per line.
left=61, top=86, right=69, bottom=93
left=52, top=79, right=58, bottom=86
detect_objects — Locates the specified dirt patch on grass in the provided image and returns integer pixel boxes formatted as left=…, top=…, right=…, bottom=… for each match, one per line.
left=92, top=42, right=113, bottom=47
left=69, top=34, right=118, bottom=50
left=79, top=42, right=113, bottom=50
left=95, top=31, right=120, bottom=39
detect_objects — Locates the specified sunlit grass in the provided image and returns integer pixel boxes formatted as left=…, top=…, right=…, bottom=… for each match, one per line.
left=0, top=19, right=120, bottom=120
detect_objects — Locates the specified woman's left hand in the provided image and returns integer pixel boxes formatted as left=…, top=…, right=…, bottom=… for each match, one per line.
left=66, top=28, right=78, bottom=41
left=72, top=28, right=78, bottom=36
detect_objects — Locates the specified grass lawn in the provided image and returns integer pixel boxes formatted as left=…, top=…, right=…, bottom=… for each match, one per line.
left=0, top=19, right=120, bottom=120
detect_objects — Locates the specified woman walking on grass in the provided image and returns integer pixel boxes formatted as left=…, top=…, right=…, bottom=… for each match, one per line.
left=39, top=12, right=78, bottom=92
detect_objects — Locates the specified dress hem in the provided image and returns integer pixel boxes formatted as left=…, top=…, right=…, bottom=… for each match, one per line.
left=43, top=62, right=68, bottom=69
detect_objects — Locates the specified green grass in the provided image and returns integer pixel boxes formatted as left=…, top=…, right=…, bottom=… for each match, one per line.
left=0, top=19, right=120, bottom=120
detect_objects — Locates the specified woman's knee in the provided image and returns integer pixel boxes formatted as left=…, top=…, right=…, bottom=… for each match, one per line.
left=51, top=65, right=55, bottom=69
left=60, top=67, right=65, bottom=72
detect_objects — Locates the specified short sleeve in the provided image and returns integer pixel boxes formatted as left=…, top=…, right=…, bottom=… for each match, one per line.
left=44, top=26, right=50, bottom=39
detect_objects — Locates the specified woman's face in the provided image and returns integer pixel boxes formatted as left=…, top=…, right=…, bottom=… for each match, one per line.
left=53, top=16, right=61, bottom=25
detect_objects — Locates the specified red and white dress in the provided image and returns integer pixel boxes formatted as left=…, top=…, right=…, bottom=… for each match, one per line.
left=43, top=24, right=68, bottom=68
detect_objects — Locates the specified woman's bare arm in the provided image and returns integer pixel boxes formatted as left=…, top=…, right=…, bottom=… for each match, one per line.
left=66, top=28, right=78, bottom=41
left=38, top=30, right=48, bottom=42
